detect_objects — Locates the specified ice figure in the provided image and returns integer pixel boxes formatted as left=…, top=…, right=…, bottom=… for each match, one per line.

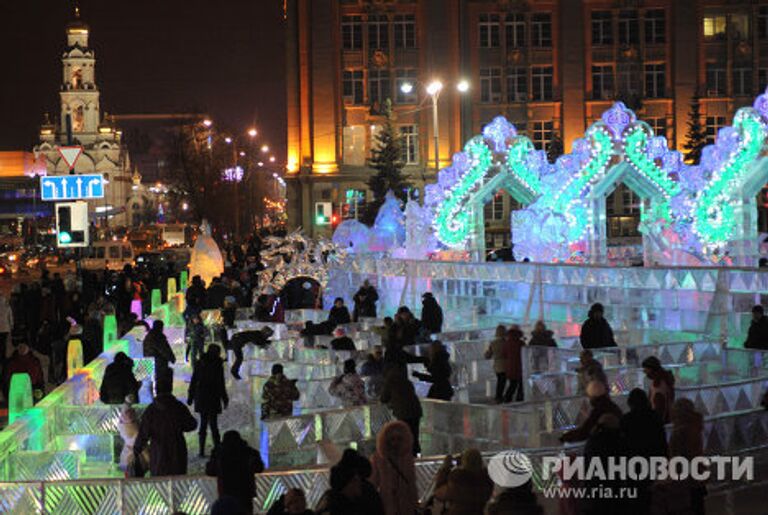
left=189, top=220, right=224, bottom=286
left=403, top=198, right=436, bottom=259
left=332, top=220, right=371, bottom=253
left=368, top=191, right=405, bottom=251
left=512, top=208, right=570, bottom=262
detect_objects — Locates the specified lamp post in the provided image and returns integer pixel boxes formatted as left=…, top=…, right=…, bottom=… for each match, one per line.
left=223, top=128, right=258, bottom=239
left=401, top=79, right=470, bottom=174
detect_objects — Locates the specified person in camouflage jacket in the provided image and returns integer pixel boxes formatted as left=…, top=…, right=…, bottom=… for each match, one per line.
left=261, top=364, right=300, bottom=419
left=328, top=359, right=367, bottom=407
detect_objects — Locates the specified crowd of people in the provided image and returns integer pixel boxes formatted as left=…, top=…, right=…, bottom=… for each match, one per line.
left=2, top=231, right=767, bottom=515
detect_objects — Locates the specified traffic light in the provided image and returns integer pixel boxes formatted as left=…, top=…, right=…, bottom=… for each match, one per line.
left=55, top=202, right=88, bottom=247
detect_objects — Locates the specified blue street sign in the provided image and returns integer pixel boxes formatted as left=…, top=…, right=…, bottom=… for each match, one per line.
left=40, top=174, right=105, bottom=201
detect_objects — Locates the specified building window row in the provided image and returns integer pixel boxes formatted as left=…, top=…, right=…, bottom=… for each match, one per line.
left=341, top=14, right=416, bottom=51
left=705, top=64, right=762, bottom=97
left=342, top=68, right=419, bottom=105
left=590, top=9, right=666, bottom=46
left=479, top=66, right=554, bottom=103
left=478, top=12, right=552, bottom=49
left=342, top=124, right=419, bottom=166
left=590, top=63, right=666, bottom=100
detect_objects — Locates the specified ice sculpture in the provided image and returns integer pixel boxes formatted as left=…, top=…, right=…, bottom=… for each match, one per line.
left=151, top=289, right=162, bottom=313
left=180, top=270, right=189, bottom=292
left=102, top=314, right=117, bottom=353
left=403, top=198, right=437, bottom=259
left=130, top=299, right=142, bottom=319
left=66, top=339, right=83, bottom=379
left=189, top=220, right=224, bottom=286
left=332, top=220, right=371, bottom=253
left=368, top=191, right=405, bottom=251
left=8, top=373, right=32, bottom=424
left=167, top=277, right=177, bottom=298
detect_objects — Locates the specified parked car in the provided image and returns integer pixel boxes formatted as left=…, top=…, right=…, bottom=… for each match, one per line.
left=80, top=241, right=135, bottom=271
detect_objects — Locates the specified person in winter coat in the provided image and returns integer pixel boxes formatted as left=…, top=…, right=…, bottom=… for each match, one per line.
left=432, top=448, right=494, bottom=515
left=412, top=340, right=453, bottom=401
left=353, top=280, right=379, bottom=321
left=576, top=350, right=608, bottom=392
left=316, top=449, right=384, bottom=515
left=188, top=344, right=228, bottom=456
left=185, top=275, right=207, bottom=311
left=329, top=359, right=367, bottom=407
left=330, top=327, right=356, bottom=351
left=485, top=325, right=508, bottom=403
left=642, top=355, right=675, bottom=423
left=580, top=303, right=617, bottom=349
left=142, top=320, right=176, bottom=379
left=266, top=488, right=315, bottom=515
left=560, top=380, right=623, bottom=443
left=3, top=344, right=45, bottom=402
left=205, top=277, right=229, bottom=309
left=316, top=461, right=365, bottom=515
left=360, top=345, right=385, bottom=399
left=392, top=307, right=421, bottom=347
left=370, top=420, right=418, bottom=515
left=582, top=413, right=627, bottom=515
left=503, top=325, right=525, bottom=402
left=529, top=320, right=557, bottom=347
left=134, top=374, right=197, bottom=476
left=185, top=312, right=206, bottom=366
left=744, top=304, right=768, bottom=350
left=420, top=292, right=443, bottom=334
left=486, top=480, right=544, bottom=515
left=205, top=430, right=264, bottom=513
left=229, top=326, right=274, bottom=379
left=118, top=397, right=149, bottom=475
left=380, top=368, right=422, bottom=456
left=620, top=388, right=667, bottom=515
left=99, top=352, right=140, bottom=404
left=328, top=298, right=352, bottom=327
left=261, top=364, right=301, bottom=419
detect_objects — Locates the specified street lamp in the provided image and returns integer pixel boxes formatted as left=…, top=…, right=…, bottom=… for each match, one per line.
left=248, top=128, right=258, bottom=138
left=224, top=136, right=232, bottom=144
left=202, top=119, right=213, bottom=128
left=400, top=79, right=469, bottom=173
left=269, top=156, right=276, bottom=163
left=261, top=145, right=269, bottom=153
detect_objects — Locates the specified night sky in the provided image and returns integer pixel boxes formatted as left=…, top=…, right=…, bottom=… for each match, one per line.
left=0, top=0, right=286, bottom=155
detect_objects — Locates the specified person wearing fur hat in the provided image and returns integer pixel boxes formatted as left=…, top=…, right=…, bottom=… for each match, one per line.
left=560, top=380, right=623, bottom=443
left=369, top=420, right=418, bottom=515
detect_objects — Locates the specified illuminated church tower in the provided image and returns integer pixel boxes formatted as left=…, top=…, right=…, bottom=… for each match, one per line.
left=34, top=7, right=131, bottom=226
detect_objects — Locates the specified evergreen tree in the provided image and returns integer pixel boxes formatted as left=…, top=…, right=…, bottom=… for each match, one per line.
left=683, top=95, right=708, bottom=165
left=362, top=100, right=411, bottom=225
left=547, top=132, right=564, bottom=163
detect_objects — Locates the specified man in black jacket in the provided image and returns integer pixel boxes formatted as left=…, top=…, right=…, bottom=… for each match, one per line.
left=745, top=305, right=768, bottom=350
left=99, top=352, right=140, bottom=404
left=352, top=280, right=379, bottom=321
left=579, top=303, right=617, bottom=349
left=420, top=293, right=443, bottom=334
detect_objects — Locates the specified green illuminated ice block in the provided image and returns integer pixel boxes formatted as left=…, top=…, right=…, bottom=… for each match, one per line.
left=66, top=339, right=83, bottom=379
left=151, top=289, right=162, bottom=314
left=103, top=314, right=118, bottom=353
left=180, top=270, right=188, bottom=292
left=8, top=373, right=33, bottom=425
left=168, top=277, right=177, bottom=298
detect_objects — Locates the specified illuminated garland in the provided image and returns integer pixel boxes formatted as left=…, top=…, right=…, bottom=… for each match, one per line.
left=692, top=110, right=767, bottom=245
left=506, top=138, right=542, bottom=197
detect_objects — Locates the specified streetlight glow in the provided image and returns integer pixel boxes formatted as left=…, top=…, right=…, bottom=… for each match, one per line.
left=258, top=161, right=264, bottom=167
left=239, top=151, right=246, bottom=157
left=248, top=128, right=258, bottom=137
left=426, top=80, right=443, bottom=96
left=261, top=145, right=269, bottom=153
left=224, top=137, right=232, bottom=144
left=400, top=82, right=414, bottom=94
left=202, top=119, right=212, bottom=128
left=456, top=79, right=470, bottom=93
left=269, top=156, right=276, bottom=163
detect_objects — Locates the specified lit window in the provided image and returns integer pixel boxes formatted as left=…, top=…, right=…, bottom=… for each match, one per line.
left=703, top=15, right=726, bottom=39
left=479, top=14, right=500, bottom=48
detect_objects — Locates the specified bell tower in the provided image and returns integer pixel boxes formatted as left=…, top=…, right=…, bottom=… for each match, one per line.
left=59, top=6, right=100, bottom=142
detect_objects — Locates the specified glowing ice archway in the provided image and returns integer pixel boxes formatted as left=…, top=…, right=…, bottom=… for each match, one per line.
left=425, top=116, right=547, bottom=250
